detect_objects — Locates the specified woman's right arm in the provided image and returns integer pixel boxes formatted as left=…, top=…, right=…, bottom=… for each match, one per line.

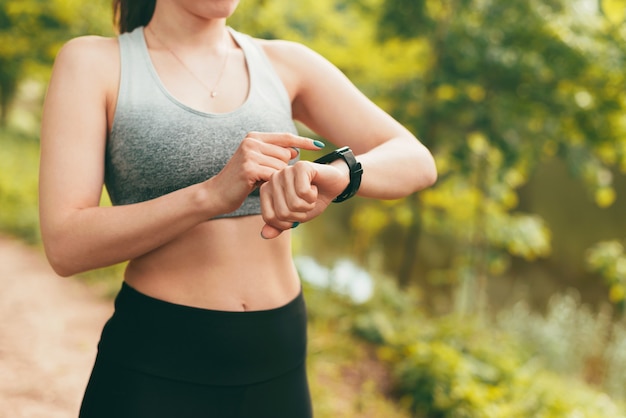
left=39, top=37, right=226, bottom=277
left=39, top=37, right=320, bottom=277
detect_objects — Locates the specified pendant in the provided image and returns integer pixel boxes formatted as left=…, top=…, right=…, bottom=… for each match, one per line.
left=210, top=91, right=218, bottom=98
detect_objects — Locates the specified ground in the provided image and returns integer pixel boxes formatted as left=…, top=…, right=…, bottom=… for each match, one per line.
left=0, top=237, right=112, bottom=418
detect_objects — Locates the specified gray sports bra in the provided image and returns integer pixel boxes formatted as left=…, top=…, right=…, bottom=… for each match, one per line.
left=105, top=27, right=298, bottom=218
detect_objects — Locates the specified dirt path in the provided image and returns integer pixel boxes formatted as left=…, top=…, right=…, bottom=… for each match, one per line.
left=0, top=237, right=113, bottom=418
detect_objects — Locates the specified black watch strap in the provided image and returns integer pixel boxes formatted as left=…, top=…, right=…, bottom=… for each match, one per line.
left=314, top=146, right=363, bottom=202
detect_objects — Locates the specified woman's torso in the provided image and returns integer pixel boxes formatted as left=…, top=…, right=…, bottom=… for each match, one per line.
left=102, top=27, right=302, bottom=311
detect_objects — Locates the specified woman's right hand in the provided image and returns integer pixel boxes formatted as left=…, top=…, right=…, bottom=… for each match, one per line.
left=209, top=132, right=325, bottom=214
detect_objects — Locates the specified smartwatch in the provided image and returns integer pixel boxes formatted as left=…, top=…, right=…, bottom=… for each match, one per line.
left=314, top=146, right=363, bottom=202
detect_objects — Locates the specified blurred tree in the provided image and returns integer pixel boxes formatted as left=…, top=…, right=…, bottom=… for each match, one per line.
left=0, top=0, right=111, bottom=126
left=360, top=0, right=626, bottom=314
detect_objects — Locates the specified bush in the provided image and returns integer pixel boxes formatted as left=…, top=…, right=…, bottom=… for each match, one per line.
left=388, top=323, right=623, bottom=418
left=350, top=278, right=626, bottom=417
left=498, top=290, right=626, bottom=403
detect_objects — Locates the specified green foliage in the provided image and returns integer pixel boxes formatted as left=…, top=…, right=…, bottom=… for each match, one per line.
left=372, top=0, right=626, bottom=308
left=230, top=0, right=407, bottom=91
left=586, top=240, right=626, bottom=310
left=0, top=0, right=112, bottom=124
left=304, top=280, right=412, bottom=418
left=349, top=277, right=626, bottom=417
left=0, top=128, right=40, bottom=243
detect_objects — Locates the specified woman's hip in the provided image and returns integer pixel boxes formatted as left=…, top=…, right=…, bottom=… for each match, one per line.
left=95, top=281, right=308, bottom=386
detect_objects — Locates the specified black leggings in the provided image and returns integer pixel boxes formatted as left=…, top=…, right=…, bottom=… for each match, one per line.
left=79, top=283, right=312, bottom=418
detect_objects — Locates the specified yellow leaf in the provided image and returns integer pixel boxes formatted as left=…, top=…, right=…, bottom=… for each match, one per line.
left=595, top=187, right=616, bottom=208
left=602, top=0, right=626, bottom=24
left=609, top=283, right=626, bottom=303
left=436, top=84, right=457, bottom=101
left=466, top=84, right=486, bottom=102
left=467, top=132, right=489, bottom=155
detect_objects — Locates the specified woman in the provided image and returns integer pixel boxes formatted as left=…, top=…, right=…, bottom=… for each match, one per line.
left=39, top=0, right=437, bottom=417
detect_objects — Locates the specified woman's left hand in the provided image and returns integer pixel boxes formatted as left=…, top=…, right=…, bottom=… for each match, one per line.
left=259, top=161, right=349, bottom=239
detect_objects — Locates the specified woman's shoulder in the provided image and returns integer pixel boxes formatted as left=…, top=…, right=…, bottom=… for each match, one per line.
left=254, top=38, right=316, bottom=65
left=54, top=35, right=119, bottom=72
left=254, top=37, right=332, bottom=83
left=50, top=35, right=121, bottom=104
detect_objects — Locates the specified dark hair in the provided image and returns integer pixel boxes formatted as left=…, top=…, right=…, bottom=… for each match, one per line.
left=112, top=0, right=156, bottom=33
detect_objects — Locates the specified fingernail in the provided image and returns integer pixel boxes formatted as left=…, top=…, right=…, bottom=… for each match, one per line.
left=260, top=231, right=268, bottom=240
left=313, top=140, right=325, bottom=148
left=292, top=222, right=300, bottom=229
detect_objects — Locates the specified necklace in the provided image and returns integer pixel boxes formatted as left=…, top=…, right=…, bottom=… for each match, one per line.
left=147, top=26, right=231, bottom=98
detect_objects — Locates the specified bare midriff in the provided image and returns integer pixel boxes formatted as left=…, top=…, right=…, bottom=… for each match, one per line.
left=123, top=215, right=301, bottom=312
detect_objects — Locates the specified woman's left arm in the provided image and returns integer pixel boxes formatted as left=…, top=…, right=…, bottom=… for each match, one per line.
left=289, top=41, right=436, bottom=197
left=259, top=40, right=437, bottom=237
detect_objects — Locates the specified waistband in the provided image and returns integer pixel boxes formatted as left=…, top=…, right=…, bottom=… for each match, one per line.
left=96, top=282, right=308, bottom=386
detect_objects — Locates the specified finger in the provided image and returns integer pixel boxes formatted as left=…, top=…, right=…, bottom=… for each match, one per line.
left=260, top=183, right=304, bottom=226
left=248, top=132, right=326, bottom=152
left=259, top=180, right=308, bottom=241
left=274, top=163, right=317, bottom=212
left=240, top=135, right=294, bottom=163
left=260, top=215, right=298, bottom=238
left=260, top=223, right=283, bottom=240
left=242, top=159, right=285, bottom=186
left=292, top=162, right=319, bottom=205
left=265, top=168, right=316, bottom=216
left=259, top=181, right=289, bottom=230
left=260, top=220, right=301, bottom=240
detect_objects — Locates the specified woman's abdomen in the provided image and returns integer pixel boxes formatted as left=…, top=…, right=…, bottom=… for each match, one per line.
left=123, top=215, right=301, bottom=311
